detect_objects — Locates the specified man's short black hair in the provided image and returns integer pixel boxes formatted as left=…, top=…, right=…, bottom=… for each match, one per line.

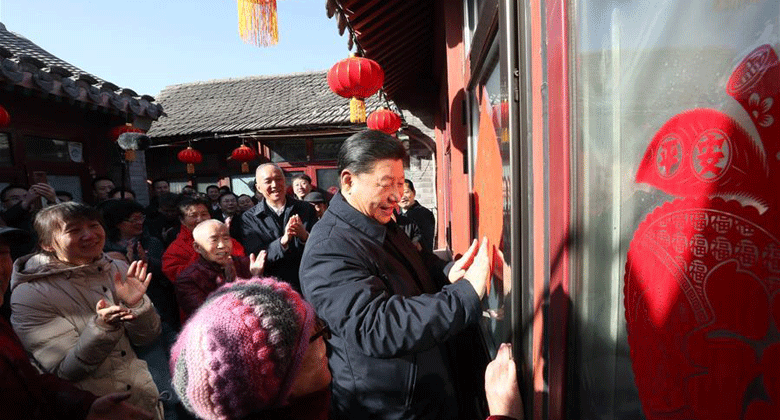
left=151, top=178, right=169, bottom=187
left=218, top=191, right=237, bottom=203
left=338, top=130, right=408, bottom=175
left=206, top=185, right=219, bottom=192
left=177, top=196, right=211, bottom=217
left=404, top=179, right=415, bottom=193
left=55, top=190, right=73, bottom=200
left=109, top=187, right=136, bottom=199
left=91, top=176, right=114, bottom=189
left=1, top=184, right=28, bottom=202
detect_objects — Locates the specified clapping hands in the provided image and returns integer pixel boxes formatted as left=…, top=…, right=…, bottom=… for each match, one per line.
left=114, top=260, right=152, bottom=307
left=249, top=250, right=267, bottom=276
left=281, top=214, right=308, bottom=246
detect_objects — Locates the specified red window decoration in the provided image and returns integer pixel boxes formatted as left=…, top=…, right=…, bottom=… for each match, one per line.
left=366, top=108, right=402, bottom=134
left=0, top=106, right=10, bottom=128
left=327, top=55, right=384, bottom=123
left=231, top=144, right=257, bottom=173
left=177, top=146, right=203, bottom=175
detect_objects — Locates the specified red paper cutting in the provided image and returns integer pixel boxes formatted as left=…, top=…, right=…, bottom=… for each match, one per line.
left=627, top=44, right=780, bottom=419
left=473, top=91, right=504, bottom=255
left=625, top=198, right=780, bottom=419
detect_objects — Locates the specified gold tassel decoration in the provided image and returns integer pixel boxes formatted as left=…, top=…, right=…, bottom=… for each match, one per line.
left=187, top=163, right=195, bottom=175
left=238, top=0, right=279, bottom=47
left=350, top=97, right=366, bottom=123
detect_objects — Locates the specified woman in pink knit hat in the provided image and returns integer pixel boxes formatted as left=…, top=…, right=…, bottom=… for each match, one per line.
left=170, top=277, right=522, bottom=420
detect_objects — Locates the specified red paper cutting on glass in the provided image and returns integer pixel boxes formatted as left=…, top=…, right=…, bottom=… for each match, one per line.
left=625, top=44, right=780, bottom=419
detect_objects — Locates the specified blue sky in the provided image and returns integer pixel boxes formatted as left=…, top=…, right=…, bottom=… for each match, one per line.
left=0, top=0, right=350, bottom=96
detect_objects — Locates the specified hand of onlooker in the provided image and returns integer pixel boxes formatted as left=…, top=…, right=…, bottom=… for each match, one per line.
left=485, top=343, right=523, bottom=420
left=249, top=250, right=267, bottom=276
left=20, top=188, right=41, bottom=210
left=448, top=238, right=479, bottom=284
left=96, top=299, right=134, bottom=326
left=86, top=392, right=154, bottom=420
left=115, top=261, right=151, bottom=307
left=125, top=241, right=147, bottom=263
left=463, top=236, right=491, bottom=299
left=30, top=183, right=57, bottom=204
left=290, top=215, right=309, bottom=242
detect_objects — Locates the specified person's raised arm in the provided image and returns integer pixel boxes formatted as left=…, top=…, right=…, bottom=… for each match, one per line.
left=300, top=237, right=483, bottom=358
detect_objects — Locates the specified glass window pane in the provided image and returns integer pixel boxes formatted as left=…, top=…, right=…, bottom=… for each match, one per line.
left=570, top=1, right=779, bottom=418
left=23, top=137, right=83, bottom=163
left=469, top=36, right=511, bottom=354
left=268, top=139, right=307, bottom=163
left=315, top=168, right=340, bottom=192
left=312, top=138, right=343, bottom=161
left=47, top=175, right=83, bottom=203
left=0, top=133, right=12, bottom=166
left=231, top=175, right=255, bottom=196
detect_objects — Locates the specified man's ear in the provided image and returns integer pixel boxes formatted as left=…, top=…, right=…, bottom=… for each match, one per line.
left=192, top=241, right=202, bottom=254
left=340, top=170, right=353, bottom=194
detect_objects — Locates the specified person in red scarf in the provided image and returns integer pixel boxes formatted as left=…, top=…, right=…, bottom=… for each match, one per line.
left=162, top=196, right=245, bottom=284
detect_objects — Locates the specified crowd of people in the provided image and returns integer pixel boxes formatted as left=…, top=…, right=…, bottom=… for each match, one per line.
left=0, top=129, right=521, bottom=420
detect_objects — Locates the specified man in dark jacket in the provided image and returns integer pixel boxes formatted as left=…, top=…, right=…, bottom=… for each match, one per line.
left=299, top=130, right=491, bottom=420
left=238, top=163, right=317, bottom=291
left=399, top=179, right=436, bottom=251
left=0, top=226, right=153, bottom=420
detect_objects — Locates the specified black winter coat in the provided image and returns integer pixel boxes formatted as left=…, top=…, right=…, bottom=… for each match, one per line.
left=238, top=196, right=317, bottom=290
left=299, top=192, right=484, bottom=420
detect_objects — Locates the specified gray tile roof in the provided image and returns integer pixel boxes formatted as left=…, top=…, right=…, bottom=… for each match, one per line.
left=147, top=71, right=384, bottom=139
left=0, top=22, right=163, bottom=119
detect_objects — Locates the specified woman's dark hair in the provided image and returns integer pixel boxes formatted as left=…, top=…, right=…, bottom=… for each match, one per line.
left=34, top=202, right=103, bottom=251
left=96, top=199, right=146, bottom=242
left=338, top=130, right=408, bottom=175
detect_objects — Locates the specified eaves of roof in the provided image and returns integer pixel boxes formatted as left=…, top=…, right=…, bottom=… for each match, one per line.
left=0, top=22, right=163, bottom=120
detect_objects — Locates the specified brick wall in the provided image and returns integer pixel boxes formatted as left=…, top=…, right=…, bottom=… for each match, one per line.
left=401, top=109, right=438, bottom=246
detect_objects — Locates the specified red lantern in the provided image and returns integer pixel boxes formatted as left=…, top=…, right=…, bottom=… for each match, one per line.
left=367, top=108, right=402, bottom=134
left=110, top=123, right=145, bottom=141
left=231, top=144, right=257, bottom=173
left=0, top=106, right=10, bottom=128
left=177, top=146, right=203, bottom=175
left=327, top=56, right=384, bottom=123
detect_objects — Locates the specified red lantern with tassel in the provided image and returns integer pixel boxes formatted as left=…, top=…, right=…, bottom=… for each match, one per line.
left=367, top=108, right=402, bottom=134
left=110, top=123, right=145, bottom=141
left=327, top=56, right=384, bottom=123
left=0, top=106, right=10, bottom=128
left=231, top=144, right=257, bottom=173
left=178, top=146, right=203, bottom=175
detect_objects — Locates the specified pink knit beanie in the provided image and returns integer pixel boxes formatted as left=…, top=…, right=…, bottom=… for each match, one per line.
left=170, top=277, right=316, bottom=420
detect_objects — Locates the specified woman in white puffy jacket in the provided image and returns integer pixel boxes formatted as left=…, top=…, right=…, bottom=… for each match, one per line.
left=10, top=202, right=163, bottom=419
